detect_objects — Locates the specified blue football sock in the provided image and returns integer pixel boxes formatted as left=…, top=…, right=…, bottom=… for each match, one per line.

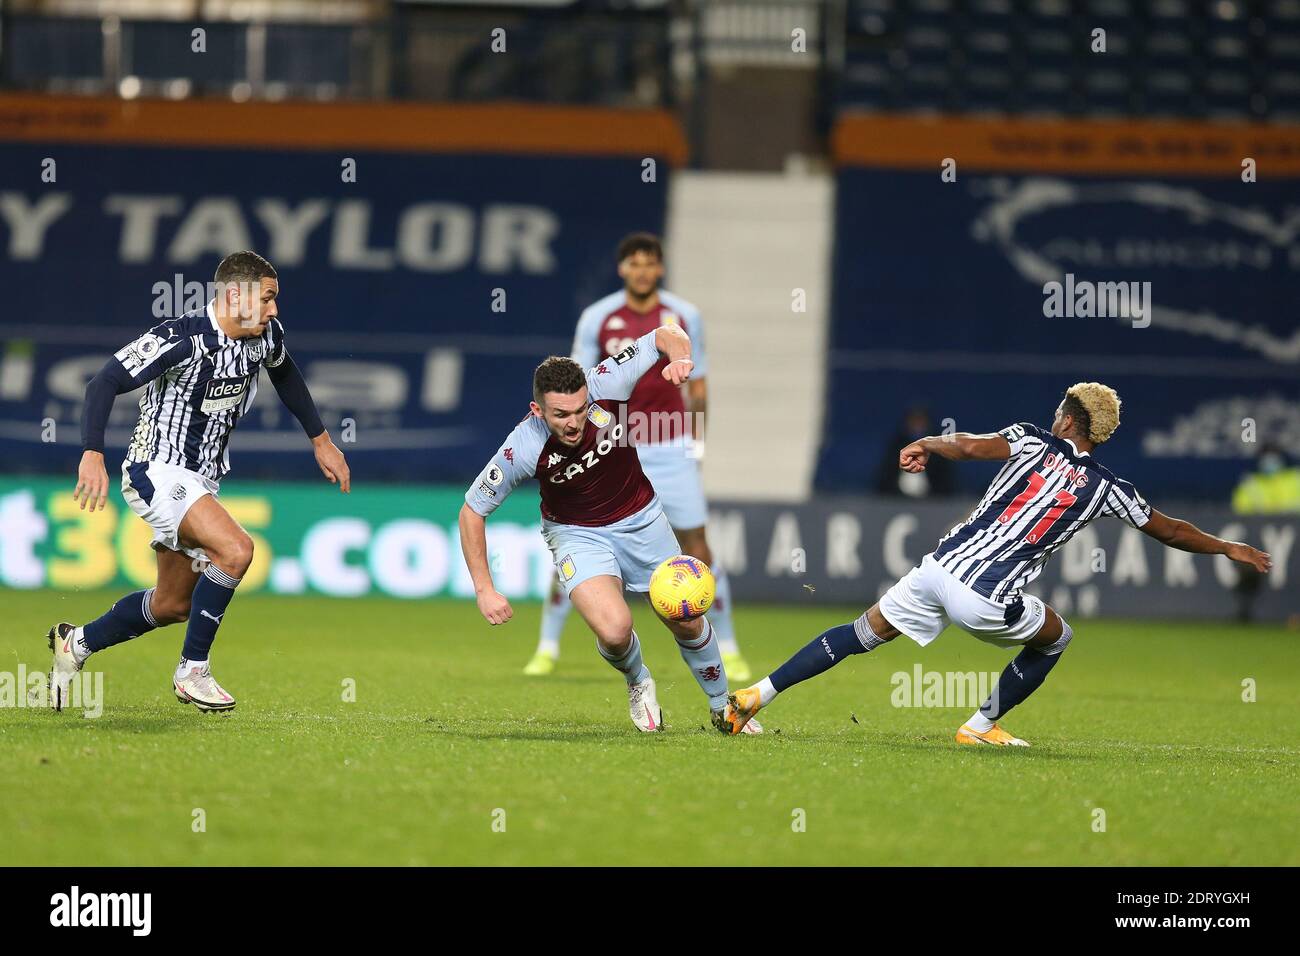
left=979, top=623, right=1073, bottom=721
left=769, top=614, right=887, bottom=693
left=181, top=565, right=240, bottom=662
left=537, top=583, right=572, bottom=657
left=597, top=629, right=649, bottom=685
left=709, top=566, right=741, bottom=656
left=81, top=588, right=159, bottom=655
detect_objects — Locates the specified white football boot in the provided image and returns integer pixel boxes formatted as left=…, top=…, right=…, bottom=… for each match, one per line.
left=173, top=661, right=236, bottom=713
left=46, top=622, right=82, bottom=712
left=627, top=676, right=663, bottom=732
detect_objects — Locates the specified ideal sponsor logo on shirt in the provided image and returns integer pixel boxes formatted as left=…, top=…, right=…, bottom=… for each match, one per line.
left=199, top=376, right=248, bottom=413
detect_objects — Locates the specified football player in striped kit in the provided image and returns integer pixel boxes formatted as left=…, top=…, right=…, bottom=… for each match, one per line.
left=717, top=383, right=1272, bottom=745
left=48, top=252, right=350, bottom=713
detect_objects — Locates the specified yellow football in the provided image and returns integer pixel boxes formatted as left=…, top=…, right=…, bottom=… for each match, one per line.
left=648, top=555, right=716, bottom=621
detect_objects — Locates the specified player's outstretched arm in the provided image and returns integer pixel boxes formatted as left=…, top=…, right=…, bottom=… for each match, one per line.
left=899, top=433, right=1011, bottom=472
left=1141, top=508, right=1272, bottom=572
left=654, top=324, right=694, bottom=384
left=459, top=504, right=513, bottom=625
left=265, top=354, right=349, bottom=493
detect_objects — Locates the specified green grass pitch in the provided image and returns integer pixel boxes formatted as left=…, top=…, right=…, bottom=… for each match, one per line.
left=1, top=587, right=1296, bottom=866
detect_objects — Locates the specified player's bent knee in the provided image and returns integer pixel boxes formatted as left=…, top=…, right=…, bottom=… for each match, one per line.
left=215, top=533, right=254, bottom=577
left=594, top=626, right=633, bottom=655
left=1033, top=617, right=1073, bottom=656
left=591, top=614, right=634, bottom=651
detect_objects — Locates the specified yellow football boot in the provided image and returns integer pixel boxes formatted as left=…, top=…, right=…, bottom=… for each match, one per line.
left=955, top=723, right=1030, bottom=747
left=712, top=686, right=763, bottom=735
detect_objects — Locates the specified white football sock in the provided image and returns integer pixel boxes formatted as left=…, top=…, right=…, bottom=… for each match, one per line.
left=71, top=626, right=92, bottom=664
left=965, top=711, right=995, bottom=733
left=176, top=658, right=208, bottom=678
left=757, top=676, right=779, bottom=706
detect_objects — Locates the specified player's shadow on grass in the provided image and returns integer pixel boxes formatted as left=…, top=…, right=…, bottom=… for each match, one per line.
left=15, top=708, right=233, bottom=734
left=861, top=732, right=1100, bottom=761
left=531, top=675, right=616, bottom=687
left=423, top=718, right=675, bottom=742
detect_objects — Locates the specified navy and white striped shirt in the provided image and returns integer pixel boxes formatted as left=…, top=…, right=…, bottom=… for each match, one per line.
left=932, top=422, right=1151, bottom=602
left=119, top=302, right=287, bottom=481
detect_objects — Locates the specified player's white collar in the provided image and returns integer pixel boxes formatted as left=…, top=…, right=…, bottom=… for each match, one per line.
left=205, top=300, right=224, bottom=337
left=1064, top=437, right=1090, bottom=457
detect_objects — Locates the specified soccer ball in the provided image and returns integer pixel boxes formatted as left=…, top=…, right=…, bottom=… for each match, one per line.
left=649, top=555, right=715, bottom=621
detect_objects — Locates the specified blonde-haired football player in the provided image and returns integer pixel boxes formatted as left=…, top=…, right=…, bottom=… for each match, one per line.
left=717, top=384, right=1273, bottom=745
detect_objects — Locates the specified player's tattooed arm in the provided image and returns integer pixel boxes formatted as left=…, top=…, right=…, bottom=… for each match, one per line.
left=458, top=504, right=513, bottom=625
left=654, top=323, right=694, bottom=384
left=899, top=433, right=1011, bottom=472
left=1141, top=509, right=1272, bottom=572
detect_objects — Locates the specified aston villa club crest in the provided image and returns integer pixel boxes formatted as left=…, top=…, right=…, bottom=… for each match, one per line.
left=588, top=405, right=612, bottom=428
left=660, top=310, right=680, bottom=326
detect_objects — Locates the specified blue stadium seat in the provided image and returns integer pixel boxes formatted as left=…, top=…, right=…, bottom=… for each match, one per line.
left=124, top=21, right=247, bottom=86
left=2, top=16, right=104, bottom=86
left=265, top=24, right=357, bottom=89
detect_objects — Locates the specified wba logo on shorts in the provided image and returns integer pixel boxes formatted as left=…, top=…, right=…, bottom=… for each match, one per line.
left=199, top=376, right=248, bottom=414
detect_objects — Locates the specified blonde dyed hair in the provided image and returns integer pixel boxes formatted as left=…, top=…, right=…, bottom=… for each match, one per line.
left=1065, top=382, right=1121, bottom=444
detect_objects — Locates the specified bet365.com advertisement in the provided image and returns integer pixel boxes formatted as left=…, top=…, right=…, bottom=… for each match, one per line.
left=0, top=477, right=552, bottom=600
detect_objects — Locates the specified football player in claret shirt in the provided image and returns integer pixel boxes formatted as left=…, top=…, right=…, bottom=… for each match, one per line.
left=716, top=383, right=1273, bottom=744
left=522, top=232, right=752, bottom=682
left=50, top=252, right=350, bottom=713
left=461, top=324, right=760, bottom=734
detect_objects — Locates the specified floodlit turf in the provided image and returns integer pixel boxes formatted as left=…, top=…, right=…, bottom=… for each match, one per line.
left=1, top=587, right=1296, bottom=866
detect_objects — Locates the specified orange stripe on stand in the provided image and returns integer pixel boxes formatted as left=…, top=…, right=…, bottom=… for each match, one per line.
left=0, top=93, right=689, bottom=163
left=832, top=112, right=1300, bottom=176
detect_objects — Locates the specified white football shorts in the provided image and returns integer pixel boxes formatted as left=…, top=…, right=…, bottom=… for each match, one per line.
left=879, top=553, right=1047, bottom=649
left=121, top=460, right=219, bottom=563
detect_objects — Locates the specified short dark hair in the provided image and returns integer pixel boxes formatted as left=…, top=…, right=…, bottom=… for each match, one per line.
left=1060, top=391, right=1092, bottom=441
left=214, top=251, right=277, bottom=286
left=616, top=232, right=663, bottom=263
left=533, top=356, right=586, bottom=404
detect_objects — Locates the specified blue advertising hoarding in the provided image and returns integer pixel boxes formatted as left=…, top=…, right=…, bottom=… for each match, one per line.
left=819, top=115, right=1300, bottom=501
left=0, top=95, right=684, bottom=482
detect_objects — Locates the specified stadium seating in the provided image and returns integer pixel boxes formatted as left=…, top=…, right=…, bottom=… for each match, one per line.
left=839, top=0, right=1296, bottom=120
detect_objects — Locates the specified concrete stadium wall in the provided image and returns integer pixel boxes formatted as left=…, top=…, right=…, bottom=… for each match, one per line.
left=666, top=170, right=833, bottom=503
